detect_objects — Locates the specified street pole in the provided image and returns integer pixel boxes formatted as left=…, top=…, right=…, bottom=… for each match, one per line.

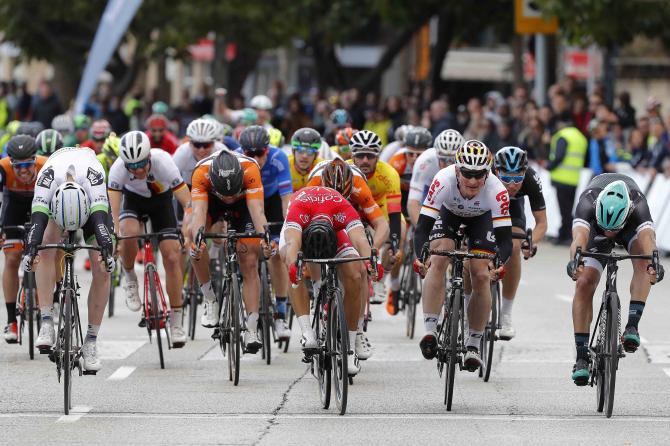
left=534, top=33, right=546, bottom=106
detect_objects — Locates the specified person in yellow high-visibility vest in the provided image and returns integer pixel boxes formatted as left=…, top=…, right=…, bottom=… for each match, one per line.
left=547, top=121, right=587, bottom=245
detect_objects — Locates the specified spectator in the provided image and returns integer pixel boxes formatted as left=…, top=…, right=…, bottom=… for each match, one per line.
left=518, top=116, right=547, bottom=163
left=647, top=117, right=669, bottom=174
left=645, top=96, right=662, bottom=120
left=364, top=108, right=392, bottom=146
left=614, top=91, right=636, bottom=129
left=586, top=119, right=617, bottom=176
left=629, top=128, right=648, bottom=169
left=481, top=118, right=499, bottom=150
left=14, top=82, right=32, bottom=121
left=101, top=96, right=129, bottom=134
left=281, top=93, right=313, bottom=139
left=31, top=80, right=63, bottom=129
left=496, top=119, right=516, bottom=149
left=571, top=95, right=591, bottom=135
left=429, top=99, right=455, bottom=138
left=385, top=95, right=405, bottom=131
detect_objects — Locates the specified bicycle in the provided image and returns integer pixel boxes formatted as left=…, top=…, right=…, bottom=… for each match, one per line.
left=258, top=221, right=285, bottom=365
left=117, top=223, right=184, bottom=369
left=196, top=226, right=267, bottom=386
left=37, top=231, right=106, bottom=415
left=573, top=240, right=659, bottom=418
left=2, top=225, right=40, bottom=359
left=107, top=259, right=121, bottom=317
left=182, top=260, right=202, bottom=340
left=479, top=229, right=533, bottom=382
left=295, top=249, right=377, bottom=415
left=397, top=230, right=421, bottom=339
left=425, top=228, right=495, bottom=411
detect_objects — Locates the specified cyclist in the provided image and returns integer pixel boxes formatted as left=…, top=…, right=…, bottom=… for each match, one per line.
left=380, top=124, right=412, bottom=162
left=492, top=146, right=547, bottom=340
left=96, top=133, right=120, bottom=178
left=189, top=151, right=269, bottom=353
left=389, top=126, right=433, bottom=217
left=413, top=140, right=512, bottom=372
left=331, top=127, right=355, bottom=161
left=288, top=128, right=324, bottom=192
left=250, top=94, right=274, bottom=129
left=236, top=125, right=293, bottom=340
left=280, top=186, right=383, bottom=376
left=325, top=108, right=352, bottom=145
left=145, top=114, right=179, bottom=155
left=35, top=129, right=64, bottom=157
left=80, top=119, right=111, bottom=154
left=306, top=158, right=390, bottom=359
left=568, top=175, right=663, bottom=385
left=1, top=136, right=48, bottom=342
left=173, top=118, right=227, bottom=188
left=23, top=146, right=115, bottom=372
left=73, top=114, right=92, bottom=145
left=51, top=114, right=76, bottom=146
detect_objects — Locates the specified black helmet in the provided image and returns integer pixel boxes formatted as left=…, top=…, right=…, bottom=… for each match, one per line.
left=239, top=125, right=270, bottom=151
left=404, top=126, right=432, bottom=150
left=302, top=219, right=338, bottom=259
left=7, top=135, right=38, bottom=159
left=291, top=128, right=322, bottom=151
left=494, top=146, right=528, bottom=174
left=36, top=129, right=64, bottom=156
left=208, top=151, right=244, bottom=196
left=16, top=121, right=44, bottom=138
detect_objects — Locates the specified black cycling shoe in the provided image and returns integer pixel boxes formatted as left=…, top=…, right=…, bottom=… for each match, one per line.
left=622, top=326, right=641, bottom=353
left=419, top=332, right=438, bottom=359
left=571, top=358, right=590, bottom=386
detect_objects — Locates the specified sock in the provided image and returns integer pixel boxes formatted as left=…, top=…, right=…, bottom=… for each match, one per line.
left=85, top=324, right=100, bottom=343
left=424, top=313, right=439, bottom=333
left=172, top=307, right=183, bottom=328
left=626, top=300, right=645, bottom=330
left=6, top=302, right=16, bottom=324
left=275, top=297, right=287, bottom=319
left=41, top=306, right=54, bottom=323
left=466, top=329, right=483, bottom=349
left=247, top=312, right=259, bottom=331
left=390, top=275, right=401, bottom=292
left=357, top=317, right=364, bottom=333
left=297, top=315, right=313, bottom=339
left=123, top=266, right=137, bottom=283
left=575, top=333, right=589, bottom=361
left=464, top=293, right=471, bottom=312
left=501, top=296, right=514, bottom=318
left=349, top=330, right=357, bottom=354
left=200, top=281, right=215, bottom=302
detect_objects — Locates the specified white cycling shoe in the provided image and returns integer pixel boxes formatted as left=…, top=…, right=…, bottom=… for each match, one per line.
left=371, top=281, right=386, bottom=304
left=170, top=324, right=187, bottom=348
left=244, top=330, right=262, bottom=354
left=498, top=315, right=516, bottom=340
left=36, top=321, right=55, bottom=350
left=274, top=319, right=291, bottom=341
left=201, top=299, right=219, bottom=328
left=355, top=332, right=373, bottom=360
left=348, top=351, right=361, bottom=376
left=82, top=341, right=102, bottom=372
left=124, top=281, right=141, bottom=312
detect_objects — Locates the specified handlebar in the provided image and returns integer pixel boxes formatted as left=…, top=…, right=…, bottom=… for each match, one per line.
left=37, top=243, right=103, bottom=254
left=195, top=226, right=269, bottom=250
left=427, top=248, right=496, bottom=262
left=513, top=228, right=535, bottom=259
left=294, top=249, right=378, bottom=283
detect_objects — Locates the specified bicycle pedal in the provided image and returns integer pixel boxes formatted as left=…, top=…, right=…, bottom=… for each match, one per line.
left=138, top=318, right=146, bottom=328
left=211, top=330, right=221, bottom=340
left=39, top=346, right=52, bottom=355
left=82, top=370, right=97, bottom=376
left=172, top=341, right=186, bottom=349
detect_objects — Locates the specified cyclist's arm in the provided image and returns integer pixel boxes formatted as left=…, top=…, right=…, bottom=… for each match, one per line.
left=407, top=199, right=421, bottom=227
left=280, top=227, right=301, bottom=267
left=89, top=209, right=114, bottom=255
left=413, top=213, right=436, bottom=258
left=531, top=209, right=547, bottom=243
left=189, top=199, right=208, bottom=241
left=248, top=198, right=268, bottom=234
left=280, top=194, right=290, bottom=216
left=493, top=226, right=513, bottom=264
left=348, top=225, right=372, bottom=258
left=108, top=189, right=123, bottom=232
left=369, top=216, right=389, bottom=251
left=570, top=226, right=589, bottom=259
left=389, top=211, right=401, bottom=244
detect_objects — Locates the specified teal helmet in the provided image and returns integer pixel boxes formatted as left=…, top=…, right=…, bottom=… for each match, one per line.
left=596, top=180, right=631, bottom=231
left=152, top=101, right=169, bottom=115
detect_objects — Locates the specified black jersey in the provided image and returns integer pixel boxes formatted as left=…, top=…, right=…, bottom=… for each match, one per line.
left=511, top=166, right=546, bottom=212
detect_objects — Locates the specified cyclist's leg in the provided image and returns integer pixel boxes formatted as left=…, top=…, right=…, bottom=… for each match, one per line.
left=622, top=227, right=655, bottom=351
left=499, top=226, right=524, bottom=338
left=159, top=239, right=185, bottom=307
left=3, top=248, right=21, bottom=312
left=264, top=194, right=290, bottom=324
left=119, top=215, right=142, bottom=311
left=35, top=221, right=61, bottom=317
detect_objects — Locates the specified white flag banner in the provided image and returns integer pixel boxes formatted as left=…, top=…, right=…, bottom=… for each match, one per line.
left=74, top=0, right=143, bottom=114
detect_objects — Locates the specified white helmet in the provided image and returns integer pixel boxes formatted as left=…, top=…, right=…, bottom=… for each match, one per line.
left=51, top=114, right=74, bottom=134
left=119, top=131, right=151, bottom=163
left=250, top=94, right=273, bottom=110
left=455, top=140, right=493, bottom=172
left=51, top=182, right=90, bottom=231
left=187, top=118, right=219, bottom=143
left=434, top=129, right=464, bottom=158
left=350, top=130, right=382, bottom=155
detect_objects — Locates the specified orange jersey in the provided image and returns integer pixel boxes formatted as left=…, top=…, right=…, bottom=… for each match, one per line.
left=191, top=152, right=263, bottom=204
left=0, top=155, right=48, bottom=197
left=306, top=161, right=383, bottom=223
left=388, top=150, right=413, bottom=191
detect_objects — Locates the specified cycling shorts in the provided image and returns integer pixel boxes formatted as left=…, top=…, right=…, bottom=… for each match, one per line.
left=582, top=224, right=653, bottom=274
left=120, top=190, right=179, bottom=240
left=1, top=194, right=31, bottom=251
left=509, top=198, right=526, bottom=230
left=264, top=192, right=284, bottom=242
left=428, top=207, right=497, bottom=255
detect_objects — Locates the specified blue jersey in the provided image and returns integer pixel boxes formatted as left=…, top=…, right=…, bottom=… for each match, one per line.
left=236, top=146, right=292, bottom=198
left=224, top=136, right=240, bottom=151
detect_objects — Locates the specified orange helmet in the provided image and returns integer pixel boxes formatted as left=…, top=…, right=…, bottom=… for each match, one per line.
left=321, top=158, right=354, bottom=199
left=335, top=127, right=355, bottom=147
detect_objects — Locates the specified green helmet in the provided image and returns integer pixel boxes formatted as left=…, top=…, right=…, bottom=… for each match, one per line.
left=596, top=180, right=631, bottom=231
left=73, top=114, right=92, bottom=131
left=152, top=101, right=169, bottom=115
left=241, top=108, right=257, bottom=125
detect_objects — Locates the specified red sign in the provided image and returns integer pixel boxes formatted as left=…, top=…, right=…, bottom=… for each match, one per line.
left=563, top=47, right=602, bottom=80
left=188, top=39, right=214, bottom=62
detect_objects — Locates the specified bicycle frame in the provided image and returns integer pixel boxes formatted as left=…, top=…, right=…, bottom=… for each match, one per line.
left=141, top=236, right=170, bottom=334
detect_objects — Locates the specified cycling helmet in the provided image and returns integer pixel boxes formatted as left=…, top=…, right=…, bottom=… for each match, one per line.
left=51, top=114, right=74, bottom=134
left=455, top=140, right=493, bottom=172
left=102, top=133, right=120, bottom=161
left=250, top=95, right=273, bottom=110
left=186, top=118, right=219, bottom=143
left=73, top=114, right=91, bottom=131
left=335, top=128, right=355, bottom=147
left=321, top=159, right=354, bottom=199
left=350, top=130, right=382, bottom=155
left=330, top=109, right=351, bottom=128
left=240, top=108, right=257, bottom=125
left=302, top=219, right=338, bottom=259
left=267, top=128, right=284, bottom=147
left=220, top=123, right=234, bottom=137
left=209, top=151, right=244, bottom=196
left=394, top=125, right=413, bottom=144
left=51, top=181, right=90, bottom=231
left=35, top=129, right=63, bottom=156
left=596, top=180, right=632, bottom=231
left=239, top=125, right=269, bottom=151
left=6, top=135, right=37, bottom=159
left=119, top=131, right=151, bottom=163
left=90, top=119, right=112, bottom=141
left=404, top=127, right=432, bottom=150
left=16, top=122, right=44, bottom=138
left=494, top=146, right=528, bottom=174
left=434, top=129, right=464, bottom=158
left=152, top=101, right=169, bottom=115
left=291, top=128, right=322, bottom=151
left=145, top=114, right=168, bottom=130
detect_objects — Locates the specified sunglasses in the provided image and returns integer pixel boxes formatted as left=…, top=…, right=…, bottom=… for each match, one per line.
left=11, top=159, right=35, bottom=169
left=499, top=174, right=525, bottom=184
left=293, top=147, right=318, bottom=155
left=437, top=156, right=455, bottom=165
left=125, top=159, right=150, bottom=170
left=459, top=168, right=487, bottom=180
left=192, top=141, right=213, bottom=149
left=353, top=152, right=378, bottom=160
left=244, top=148, right=267, bottom=157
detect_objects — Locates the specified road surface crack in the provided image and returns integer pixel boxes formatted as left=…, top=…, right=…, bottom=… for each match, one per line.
left=253, top=366, right=309, bottom=445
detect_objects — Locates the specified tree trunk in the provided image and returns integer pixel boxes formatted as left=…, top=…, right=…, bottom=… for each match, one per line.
left=51, top=60, right=81, bottom=109
left=309, top=32, right=347, bottom=90
left=511, top=34, right=525, bottom=88
left=429, top=6, right=456, bottom=97
left=602, top=44, right=618, bottom=107
left=226, top=44, right=261, bottom=100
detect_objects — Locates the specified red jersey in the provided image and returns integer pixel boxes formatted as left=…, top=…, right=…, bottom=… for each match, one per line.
left=285, top=186, right=363, bottom=234
left=146, top=130, right=179, bottom=155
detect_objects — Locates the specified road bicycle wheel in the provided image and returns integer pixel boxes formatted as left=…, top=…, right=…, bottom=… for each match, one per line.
left=229, top=274, right=242, bottom=386
left=604, top=293, right=619, bottom=418
left=313, top=295, right=331, bottom=409
left=282, top=303, right=294, bottom=353
left=62, top=288, right=73, bottom=415
left=330, top=288, right=349, bottom=415
left=186, top=268, right=200, bottom=340
left=406, top=267, right=418, bottom=339
left=108, top=261, right=120, bottom=318
left=260, top=261, right=273, bottom=365
left=26, top=288, right=36, bottom=360
left=594, top=302, right=606, bottom=413
left=481, top=281, right=499, bottom=382
left=147, top=266, right=165, bottom=369
left=445, top=288, right=461, bottom=412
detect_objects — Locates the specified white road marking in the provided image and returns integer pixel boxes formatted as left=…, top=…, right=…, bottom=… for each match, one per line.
left=56, top=406, right=92, bottom=423
left=555, top=293, right=573, bottom=303
left=97, top=340, right=146, bottom=360
left=663, top=368, right=670, bottom=378
left=107, top=366, right=136, bottom=381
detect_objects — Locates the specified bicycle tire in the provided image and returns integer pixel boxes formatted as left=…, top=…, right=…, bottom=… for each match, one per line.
left=260, top=261, right=272, bottom=365
left=148, top=266, right=165, bottom=369
left=330, top=288, right=349, bottom=415
left=314, top=294, right=331, bottom=409
left=482, top=281, right=499, bottom=382
left=26, top=285, right=35, bottom=360
left=282, top=304, right=293, bottom=353
left=445, top=287, right=461, bottom=411
left=108, top=263, right=118, bottom=318
left=230, top=273, right=242, bottom=386
left=406, top=268, right=418, bottom=339
left=63, top=288, right=72, bottom=415
left=604, top=293, right=619, bottom=418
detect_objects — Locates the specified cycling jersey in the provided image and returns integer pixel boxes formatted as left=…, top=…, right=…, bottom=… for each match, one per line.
left=409, top=148, right=440, bottom=202
left=146, top=130, right=179, bottom=155
left=191, top=152, right=263, bottom=204
left=96, top=153, right=115, bottom=178
left=108, top=149, right=187, bottom=198
left=0, top=155, right=48, bottom=198
left=172, top=141, right=226, bottom=186
left=306, top=160, right=383, bottom=223
left=346, top=159, right=401, bottom=219
left=379, top=140, right=403, bottom=162
left=388, top=149, right=413, bottom=192
left=288, top=155, right=323, bottom=192
left=235, top=146, right=292, bottom=199
left=504, top=167, right=546, bottom=229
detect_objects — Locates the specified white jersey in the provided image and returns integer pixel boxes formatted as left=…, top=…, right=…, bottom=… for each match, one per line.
left=318, top=139, right=342, bottom=161
left=172, top=141, right=227, bottom=186
left=108, top=149, right=185, bottom=198
left=409, top=148, right=440, bottom=202
left=380, top=141, right=402, bottom=162
left=32, top=147, right=109, bottom=215
left=421, top=164, right=511, bottom=228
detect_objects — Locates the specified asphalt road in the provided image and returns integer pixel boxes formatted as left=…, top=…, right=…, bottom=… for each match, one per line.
left=1, top=244, right=670, bottom=445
